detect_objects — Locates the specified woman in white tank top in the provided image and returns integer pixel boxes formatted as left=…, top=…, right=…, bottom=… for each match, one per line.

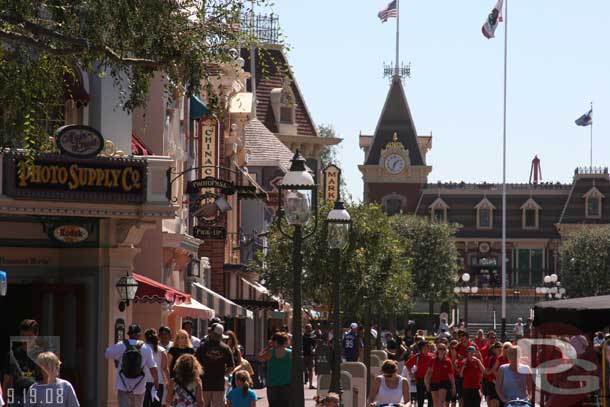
left=144, top=329, right=170, bottom=407
left=368, top=360, right=411, bottom=406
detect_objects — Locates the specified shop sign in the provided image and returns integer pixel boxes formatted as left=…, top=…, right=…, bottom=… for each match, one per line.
left=56, top=125, right=104, bottom=158
left=188, top=176, right=234, bottom=194
left=193, top=225, right=226, bottom=240
left=200, top=119, right=218, bottom=179
left=3, top=153, right=147, bottom=203
left=52, top=225, right=89, bottom=243
left=323, top=164, right=341, bottom=203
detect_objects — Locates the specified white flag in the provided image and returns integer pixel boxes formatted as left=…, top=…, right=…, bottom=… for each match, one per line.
left=482, top=0, right=504, bottom=39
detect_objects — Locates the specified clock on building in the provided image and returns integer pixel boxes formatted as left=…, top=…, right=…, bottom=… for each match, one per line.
left=384, top=154, right=405, bottom=174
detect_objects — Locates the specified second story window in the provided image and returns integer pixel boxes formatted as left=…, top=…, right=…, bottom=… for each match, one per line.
left=271, top=78, right=296, bottom=130
left=475, top=197, right=495, bottom=229
left=521, top=198, right=541, bottom=229
left=382, top=193, right=406, bottom=216
left=429, top=197, right=449, bottom=223
left=584, top=186, right=603, bottom=219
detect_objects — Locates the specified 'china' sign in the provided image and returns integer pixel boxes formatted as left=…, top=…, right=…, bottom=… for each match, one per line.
left=56, top=125, right=105, bottom=158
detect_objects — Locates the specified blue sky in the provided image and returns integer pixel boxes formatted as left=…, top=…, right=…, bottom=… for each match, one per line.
left=271, top=0, right=610, bottom=200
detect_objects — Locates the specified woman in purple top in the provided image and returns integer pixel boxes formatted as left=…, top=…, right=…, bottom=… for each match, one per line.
left=26, top=352, right=79, bottom=407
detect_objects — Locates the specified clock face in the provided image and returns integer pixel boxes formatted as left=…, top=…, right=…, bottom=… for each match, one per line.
left=384, top=154, right=405, bottom=174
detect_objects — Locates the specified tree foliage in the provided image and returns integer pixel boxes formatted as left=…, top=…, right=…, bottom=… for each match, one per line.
left=391, top=215, right=460, bottom=310
left=253, top=202, right=412, bottom=319
left=560, top=226, right=610, bottom=297
left=0, top=0, right=272, bottom=148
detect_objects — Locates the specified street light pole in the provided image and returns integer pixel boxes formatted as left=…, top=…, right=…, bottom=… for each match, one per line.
left=330, top=247, right=342, bottom=394
left=291, top=225, right=304, bottom=405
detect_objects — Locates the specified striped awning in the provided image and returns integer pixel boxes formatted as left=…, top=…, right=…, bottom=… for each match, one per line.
left=192, top=282, right=253, bottom=319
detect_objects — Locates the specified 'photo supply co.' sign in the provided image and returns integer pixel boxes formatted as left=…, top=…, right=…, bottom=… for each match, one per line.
left=56, top=125, right=105, bottom=158
left=3, top=153, right=147, bottom=203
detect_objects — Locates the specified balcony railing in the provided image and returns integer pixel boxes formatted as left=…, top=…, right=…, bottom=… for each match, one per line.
left=241, top=12, right=280, bottom=45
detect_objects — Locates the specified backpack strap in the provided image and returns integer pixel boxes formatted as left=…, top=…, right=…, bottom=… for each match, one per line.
left=119, top=340, right=145, bottom=393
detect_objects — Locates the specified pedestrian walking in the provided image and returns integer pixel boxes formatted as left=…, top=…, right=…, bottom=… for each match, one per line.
left=495, top=345, right=532, bottom=405
left=143, top=329, right=170, bottom=407
left=195, top=323, right=234, bottom=407
left=2, top=319, right=41, bottom=405
left=257, top=332, right=291, bottom=407
left=302, top=324, right=317, bottom=389
left=167, top=330, right=195, bottom=379
left=424, top=343, right=456, bottom=407
left=514, top=318, right=525, bottom=341
left=182, top=320, right=201, bottom=351
left=459, top=346, right=485, bottom=407
left=368, top=360, right=410, bottom=406
left=158, top=326, right=173, bottom=350
left=342, top=323, right=361, bottom=362
left=226, top=371, right=257, bottom=407
left=25, top=352, right=79, bottom=407
left=104, top=323, right=159, bottom=407
left=405, top=341, right=433, bottom=407
left=164, top=354, right=204, bottom=407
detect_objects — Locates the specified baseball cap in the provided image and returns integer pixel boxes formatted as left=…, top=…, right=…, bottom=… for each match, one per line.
left=350, top=322, right=358, bottom=329
left=127, top=323, right=141, bottom=335
left=466, top=346, right=476, bottom=353
left=212, top=323, right=229, bottom=339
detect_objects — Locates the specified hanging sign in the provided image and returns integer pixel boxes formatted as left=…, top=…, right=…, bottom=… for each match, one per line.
left=52, top=225, right=89, bottom=243
left=56, top=125, right=105, bottom=159
left=200, top=119, right=218, bottom=179
left=187, top=176, right=234, bottom=194
left=323, top=164, right=341, bottom=203
left=193, top=226, right=226, bottom=240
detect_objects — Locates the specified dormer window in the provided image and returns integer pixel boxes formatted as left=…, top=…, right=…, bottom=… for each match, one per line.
left=521, top=198, right=541, bottom=229
left=270, top=78, right=296, bottom=133
left=429, top=197, right=449, bottom=223
left=475, top=197, right=495, bottom=229
left=584, top=187, right=603, bottom=219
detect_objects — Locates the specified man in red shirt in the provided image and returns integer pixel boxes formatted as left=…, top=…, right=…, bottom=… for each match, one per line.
left=460, top=346, right=485, bottom=407
left=455, top=329, right=480, bottom=405
left=478, top=330, right=497, bottom=364
left=405, top=341, right=433, bottom=407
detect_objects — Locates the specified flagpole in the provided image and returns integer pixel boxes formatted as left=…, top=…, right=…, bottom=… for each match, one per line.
left=395, top=0, right=400, bottom=74
left=501, top=0, right=508, bottom=342
left=590, top=101, right=593, bottom=169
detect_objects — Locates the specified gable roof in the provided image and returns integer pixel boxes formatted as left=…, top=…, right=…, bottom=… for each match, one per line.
left=520, top=198, right=542, bottom=210
left=365, top=76, right=424, bottom=166
left=241, top=48, right=317, bottom=137
left=244, top=118, right=293, bottom=170
left=559, top=176, right=610, bottom=224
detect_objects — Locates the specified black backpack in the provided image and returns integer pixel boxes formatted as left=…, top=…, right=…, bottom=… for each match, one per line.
left=120, top=340, right=144, bottom=379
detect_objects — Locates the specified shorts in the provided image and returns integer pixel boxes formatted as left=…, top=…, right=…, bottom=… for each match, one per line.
left=430, top=380, right=451, bottom=391
left=455, top=376, right=463, bottom=397
left=303, top=355, right=314, bottom=370
left=483, top=379, right=499, bottom=399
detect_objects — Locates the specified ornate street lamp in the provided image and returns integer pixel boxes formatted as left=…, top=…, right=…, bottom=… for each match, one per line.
left=326, top=194, right=351, bottom=396
left=276, top=150, right=317, bottom=407
left=536, top=273, right=565, bottom=300
left=116, top=274, right=139, bottom=311
left=454, top=272, right=478, bottom=326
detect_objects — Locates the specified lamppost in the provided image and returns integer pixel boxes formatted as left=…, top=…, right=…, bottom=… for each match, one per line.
left=276, top=151, right=318, bottom=407
left=535, top=273, right=565, bottom=300
left=326, top=195, right=351, bottom=396
left=116, top=273, right=139, bottom=312
left=453, top=272, right=479, bottom=327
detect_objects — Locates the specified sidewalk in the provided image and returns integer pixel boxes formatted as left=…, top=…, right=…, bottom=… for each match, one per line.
left=255, top=385, right=319, bottom=407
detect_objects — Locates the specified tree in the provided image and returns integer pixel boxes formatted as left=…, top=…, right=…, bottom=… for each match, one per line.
left=391, top=215, right=460, bottom=315
left=0, top=0, right=273, bottom=148
left=560, top=226, right=610, bottom=297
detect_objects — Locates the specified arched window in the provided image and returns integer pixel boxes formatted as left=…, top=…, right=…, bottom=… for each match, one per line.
left=381, top=193, right=406, bottom=216
left=584, top=186, right=603, bottom=219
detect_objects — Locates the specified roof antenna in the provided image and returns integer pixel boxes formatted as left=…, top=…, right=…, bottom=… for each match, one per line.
left=529, top=155, right=542, bottom=184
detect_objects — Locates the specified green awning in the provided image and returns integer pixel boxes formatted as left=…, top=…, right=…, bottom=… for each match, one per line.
left=190, top=95, right=209, bottom=120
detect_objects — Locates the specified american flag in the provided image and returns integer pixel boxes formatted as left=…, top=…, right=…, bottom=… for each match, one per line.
left=378, top=0, right=397, bottom=23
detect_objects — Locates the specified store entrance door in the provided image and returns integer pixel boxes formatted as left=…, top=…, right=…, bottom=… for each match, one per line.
left=0, top=282, right=94, bottom=404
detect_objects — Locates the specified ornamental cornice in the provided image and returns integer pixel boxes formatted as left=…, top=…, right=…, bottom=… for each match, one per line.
left=358, top=164, right=432, bottom=183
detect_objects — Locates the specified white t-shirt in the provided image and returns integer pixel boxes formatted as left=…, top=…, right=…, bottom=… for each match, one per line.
left=191, top=336, right=201, bottom=350
left=24, top=378, right=80, bottom=407
left=105, top=339, right=157, bottom=394
left=144, top=345, right=166, bottom=385
left=514, top=323, right=524, bottom=336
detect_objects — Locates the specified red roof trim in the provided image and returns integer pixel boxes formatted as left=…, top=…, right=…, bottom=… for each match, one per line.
left=132, top=272, right=190, bottom=304
left=132, top=133, right=153, bottom=156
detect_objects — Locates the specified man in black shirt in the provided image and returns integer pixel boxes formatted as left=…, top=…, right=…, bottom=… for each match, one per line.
left=2, top=319, right=41, bottom=406
left=302, top=324, right=317, bottom=389
left=195, top=323, right=234, bottom=407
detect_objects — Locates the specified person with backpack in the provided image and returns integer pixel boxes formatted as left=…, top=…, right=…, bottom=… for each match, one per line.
left=163, top=354, right=204, bottom=407
left=105, top=323, right=159, bottom=407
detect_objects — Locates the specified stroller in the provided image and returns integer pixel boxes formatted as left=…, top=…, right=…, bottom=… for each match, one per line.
left=505, top=400, right=533, bottom=407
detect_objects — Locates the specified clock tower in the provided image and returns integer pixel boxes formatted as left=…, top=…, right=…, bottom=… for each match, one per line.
left=359, top=75, right=432, bottom=214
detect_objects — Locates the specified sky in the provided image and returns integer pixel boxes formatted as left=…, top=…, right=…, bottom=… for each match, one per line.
left=268, top=0, right=610, bottom=201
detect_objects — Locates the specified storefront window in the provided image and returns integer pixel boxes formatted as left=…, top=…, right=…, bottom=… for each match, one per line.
left=516, top=248, right=544, bottom=286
